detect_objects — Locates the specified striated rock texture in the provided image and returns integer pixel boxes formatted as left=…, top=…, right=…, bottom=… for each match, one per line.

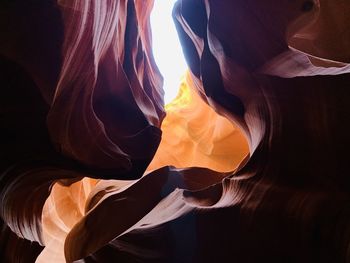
left=0, top=0, right=164, bottom=261
left=37, top=70, right=248, bottom=262
left=1, top=0, right=350, bottom=262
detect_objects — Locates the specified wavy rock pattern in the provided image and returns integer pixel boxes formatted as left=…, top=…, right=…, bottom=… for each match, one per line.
left=1, top=0, right=350, bottom=262
left=38, top=69, right=248, bottom=262
left=0, top=0, right=164, bottom=261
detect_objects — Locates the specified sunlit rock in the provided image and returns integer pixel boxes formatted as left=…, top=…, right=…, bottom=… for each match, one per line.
left=148, top=71, right=248, bottom=172
left=1, top=0, right=350, bottom=262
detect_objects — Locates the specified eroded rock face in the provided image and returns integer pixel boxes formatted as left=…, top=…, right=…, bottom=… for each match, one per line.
left=38, top=70, right=249, bottom=262
left=1, top=0, right=350, bottom=262
left=0, top=0, right=165, bottom=261
left=169, top=0, right=350, bottom=262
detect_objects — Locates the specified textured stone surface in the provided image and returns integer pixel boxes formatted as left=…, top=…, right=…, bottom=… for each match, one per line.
left=1, top=0, right=350, bottom=262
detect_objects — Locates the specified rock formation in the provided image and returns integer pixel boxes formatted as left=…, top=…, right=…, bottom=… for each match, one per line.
left=1, top=0, right=350, bottom=262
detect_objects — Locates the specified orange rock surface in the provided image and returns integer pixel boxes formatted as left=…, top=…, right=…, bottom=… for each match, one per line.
left=148, top=71, right=248, bottom=173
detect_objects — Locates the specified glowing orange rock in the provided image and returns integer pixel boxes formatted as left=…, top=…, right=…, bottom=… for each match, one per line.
left=148, top=71, right=248, bottom=172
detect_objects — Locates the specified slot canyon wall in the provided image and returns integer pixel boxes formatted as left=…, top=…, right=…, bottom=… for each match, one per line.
left=1, top=0, right=350, bottom=262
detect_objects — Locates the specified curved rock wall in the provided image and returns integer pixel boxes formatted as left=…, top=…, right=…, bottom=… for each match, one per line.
left=1, top=0, right=350, bottom=262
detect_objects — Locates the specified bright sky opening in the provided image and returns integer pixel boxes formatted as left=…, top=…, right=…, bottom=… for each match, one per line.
left=151, top=0, right=188, bottom=104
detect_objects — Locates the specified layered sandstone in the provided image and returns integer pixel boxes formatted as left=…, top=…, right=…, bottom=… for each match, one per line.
left=1, top=0, right=350, bottom=262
